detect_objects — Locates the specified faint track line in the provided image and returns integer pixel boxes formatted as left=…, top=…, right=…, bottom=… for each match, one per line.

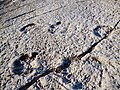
left=0, top=1, right=35, bottom=16
left=41, top=5, right=66, bottom=15
left=4, top=9, right=36, bottom=22
left=0, top=1, right=50, bottom=16
left=1, top=5, right=66, bottom=30
left=0, top=24, right=13, bottom=30
left=0, top=0, right=36, bottom=10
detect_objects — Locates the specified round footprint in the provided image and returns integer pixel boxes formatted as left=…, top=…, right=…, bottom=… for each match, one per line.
left=10, top=57, right=24, bottom=75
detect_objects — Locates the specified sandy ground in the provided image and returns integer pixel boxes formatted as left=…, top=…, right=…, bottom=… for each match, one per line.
left=0, top=0, right=120, bottom=90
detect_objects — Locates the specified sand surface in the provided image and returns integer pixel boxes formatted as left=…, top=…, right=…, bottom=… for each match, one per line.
left=0, top=0, right=120, bottom=90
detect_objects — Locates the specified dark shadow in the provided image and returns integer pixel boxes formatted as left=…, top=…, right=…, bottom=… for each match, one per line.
left=48, top=21, right=61, bottom=34
left=0, top=1, right=5, bottom=6
left=19, top=23, right=35, bottom=33
left=56, top=21, right=61, bottom=25
left=19, top=54, right=29, bottom=61
left=48, top=26, right=55, bottom=34
left=62, top=77, right=71, bottom=84
left=12, top=60, right=24, bottom=75
left=30, top=52, right=38, bottom=59
left=72, top=80, right=83, bottom=89
left=93, top=25, right=101, bottom=37
left=55, top=57, right=71, bottom=73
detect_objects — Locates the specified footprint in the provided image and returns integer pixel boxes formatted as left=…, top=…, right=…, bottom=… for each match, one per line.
left=55, top=57, right=71, bottom=73
left=48, top=25, right=56, bottom=34
left=19, top=23, right=35, bottom=33
left=55, top=21, right=61, bottom=26
left=10, top=52, right=38, bottom=75
left=30, top=52, right=38, bottom=59
left=48, top=21, right=61, bottom=34
left=72, top=80, right=83, bottom=90
left=10, top=57, right=24, bottom=75
left=93, top=25, right=101, bottom=37
left=61, top=70, right=72, bottom=84
left=62, top=77, right=71, bottom=84
left=19, top=53, right=29, bottom=61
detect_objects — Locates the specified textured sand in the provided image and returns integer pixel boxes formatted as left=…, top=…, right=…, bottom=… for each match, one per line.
left=0, top=0, right=120, bottom=90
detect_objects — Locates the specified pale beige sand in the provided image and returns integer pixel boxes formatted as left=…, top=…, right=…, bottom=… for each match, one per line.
left=0, top=0, right=120, bottom=90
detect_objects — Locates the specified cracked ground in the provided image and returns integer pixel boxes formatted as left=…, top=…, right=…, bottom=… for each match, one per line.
left=0, top=0, right=120, bottom=90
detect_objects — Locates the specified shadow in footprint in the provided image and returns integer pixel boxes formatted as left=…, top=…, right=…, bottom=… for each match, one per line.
left=48, top=25, right=56, bottom=34
left=72, top=80, right=83, bottom=90
left=61, top=69, right=72, bottom=84
left=12, top=60, right=24, bottom=75
left=19, top=54, right=29, bottom=61
left=62, top=77, right=71, bottom=84
left=93, top=25, right=101, bottom=37
left=55, top=57, right=71, bottom=73
left=55, top=21, right=61, bottom=26
left=0, top=1, right=5, bottom=6
left=19, top=23, right=35, bottom=33
left=48, top=21, right=61, bottom=34
left=30, top=52, right=38, bottom=59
